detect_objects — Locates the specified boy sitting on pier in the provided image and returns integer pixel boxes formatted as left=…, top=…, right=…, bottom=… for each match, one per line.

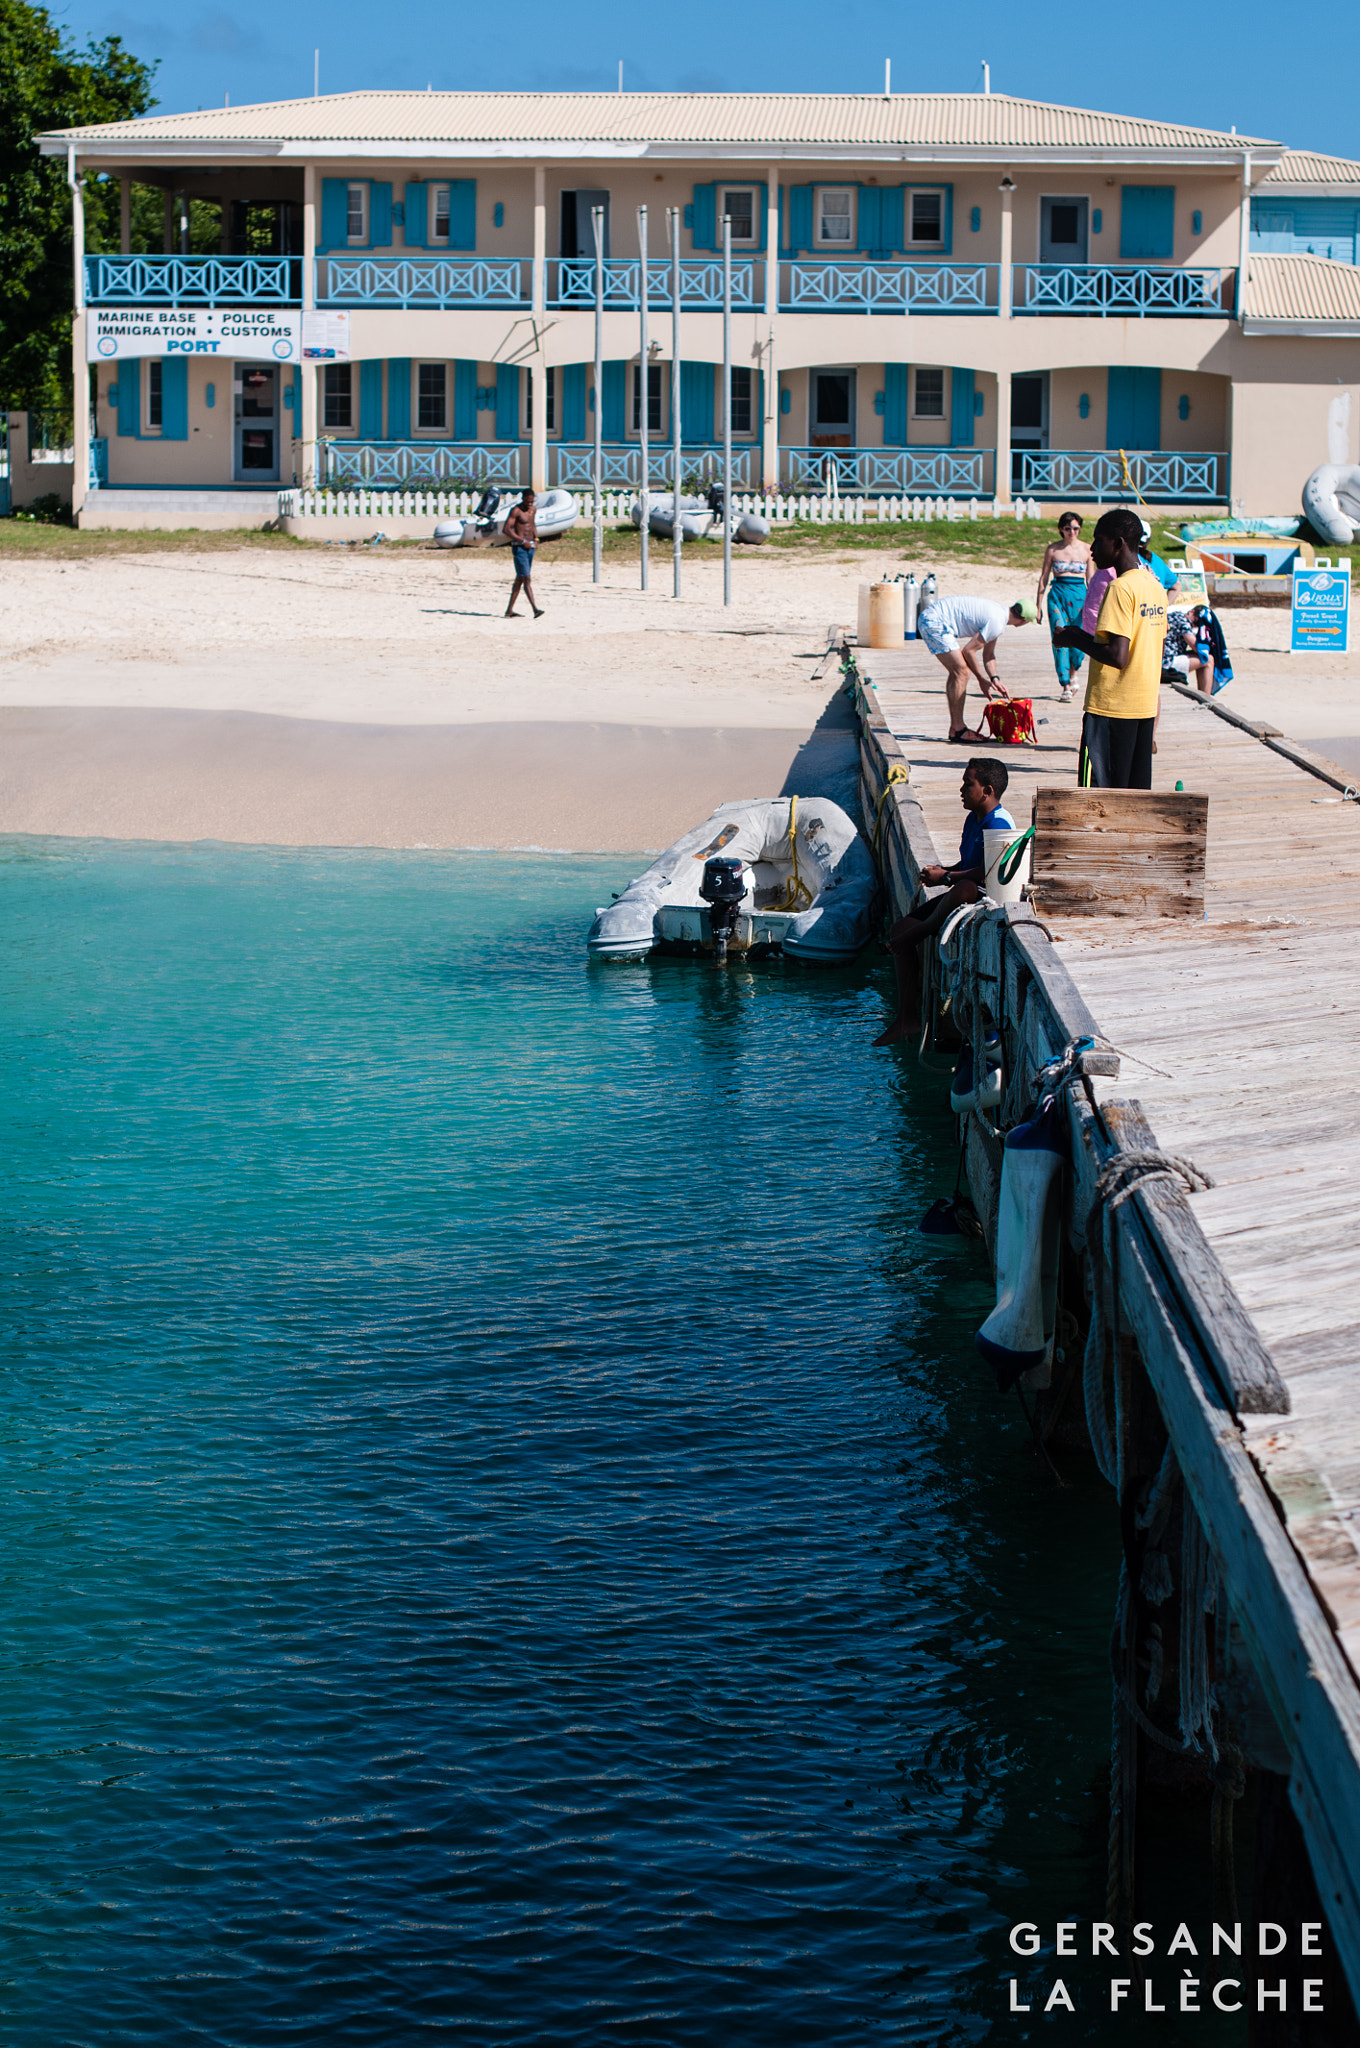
left=872, top=758, right=1015, bottom=1048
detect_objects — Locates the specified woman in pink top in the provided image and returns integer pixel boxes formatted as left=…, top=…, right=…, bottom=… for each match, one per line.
left=1081, top=565, right=1117, bottom=636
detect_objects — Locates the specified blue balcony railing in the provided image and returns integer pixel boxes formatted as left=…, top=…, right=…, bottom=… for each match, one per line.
left=781, top=261, right=997, bottom=314
left=85, top=255, right=300, bottom=305
left=316, top=257, right=528, bottom=308
left=1013, top=265, right=1233, bottom=317
left=1016, top=449, right=1227, bottom=501
left=548, top=444, right=759, bottom=489
left=780, top=446, right=993, bottom=494
left=322, top=440, right=526, bottom=487
left=550, top=259, right=761, bottom=309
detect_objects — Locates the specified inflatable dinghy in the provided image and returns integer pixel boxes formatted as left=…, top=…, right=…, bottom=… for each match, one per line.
left=1302, top=464, right=1360, bottom=545
left=434, top=487, right=579, bottom=548
left=632, top=494, right=715, bottom=542
left=587, top=797, right=878, bottom=963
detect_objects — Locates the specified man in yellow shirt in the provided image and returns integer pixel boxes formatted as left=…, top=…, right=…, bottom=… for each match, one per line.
left=1054, top=506, right=1167, bottom=788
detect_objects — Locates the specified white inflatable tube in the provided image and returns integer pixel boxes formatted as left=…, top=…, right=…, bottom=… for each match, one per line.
left=975, top=1096, right=1066, bottom=1390
left=1302, top=464, right=1360, bottom=546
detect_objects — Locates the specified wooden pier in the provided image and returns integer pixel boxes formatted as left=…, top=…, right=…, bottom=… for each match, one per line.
left=851, top=621, right=1360, bottom=2004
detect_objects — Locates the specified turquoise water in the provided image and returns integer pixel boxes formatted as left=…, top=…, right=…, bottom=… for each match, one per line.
left=0, top=841, right=1149, bottom=2042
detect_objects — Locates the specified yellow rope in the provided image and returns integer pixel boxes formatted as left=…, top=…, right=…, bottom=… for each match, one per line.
left=872, top=763, right=910, bottom=859
left=769, top=794, right=814, bottom=912
left=1117, top=449, right=1151, bottom=511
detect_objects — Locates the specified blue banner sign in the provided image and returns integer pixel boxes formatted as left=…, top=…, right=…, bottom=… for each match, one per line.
left=1291, top=562, right=1351, bottom=653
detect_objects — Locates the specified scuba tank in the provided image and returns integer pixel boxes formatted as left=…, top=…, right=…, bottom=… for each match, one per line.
left=920, top=571, right=938, bottom=608
left=904, top=572, right=919, bottom=640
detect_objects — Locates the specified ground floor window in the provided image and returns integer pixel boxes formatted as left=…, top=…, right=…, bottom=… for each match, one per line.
left=323, top=363, right=352, bottom=429
left=632, top=363, right=663, bottom=433
left=146, top=359, right=163, bottom=432
left=729, top=365, right=752, bottom=435
left=417, top=363, right=447, bottom=431
left=913, top=366, right=945, bottom=418
left=526, top=366, right=555, bottom=432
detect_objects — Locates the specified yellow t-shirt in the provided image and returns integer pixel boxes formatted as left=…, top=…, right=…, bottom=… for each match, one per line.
left=1083, top=567, right=1167, bottom=719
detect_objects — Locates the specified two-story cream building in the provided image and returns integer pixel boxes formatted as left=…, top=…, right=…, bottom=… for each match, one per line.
left=40, top=90, right=1360, bottom=520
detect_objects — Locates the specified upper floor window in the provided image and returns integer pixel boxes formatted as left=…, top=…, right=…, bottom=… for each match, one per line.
left=913, top=366, right=945, bottom=418
left=324, top=363, right=352, bottom=429
left=816, top=187, right=856, bottom=246
left=719, top=187, right=758, bottom=245
left=346, top=183, right=368, bottom=246
left=418, top=362, right=447, bottom=431
left=909, top=190, right=945, bottom=247
left=431, top=184, right=451, bottom=246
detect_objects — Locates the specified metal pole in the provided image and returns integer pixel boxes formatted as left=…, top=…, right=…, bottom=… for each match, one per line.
left=722, top=212, right=732, bottom=608
left=592, top=204, right=604, bottom=584
left=669, top=207, right=682, bottom=598
left=637, top=205, right=649, bottom=592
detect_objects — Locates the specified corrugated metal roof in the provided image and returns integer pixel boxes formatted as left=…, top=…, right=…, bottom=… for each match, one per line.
left=1261, top=148, right=1360, bottom=188
left=42, top=89, right=1275, bottom=154
left=1243, top=252, right=1360, bottom=324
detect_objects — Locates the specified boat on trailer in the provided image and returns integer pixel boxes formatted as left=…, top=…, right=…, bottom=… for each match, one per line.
left=586, top=797, right=878, bottom=963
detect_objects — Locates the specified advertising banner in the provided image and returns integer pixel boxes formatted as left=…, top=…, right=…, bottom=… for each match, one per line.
left=1291, top=562, right=1352, bottom=653
left=87, top=308, right=301, bottom=363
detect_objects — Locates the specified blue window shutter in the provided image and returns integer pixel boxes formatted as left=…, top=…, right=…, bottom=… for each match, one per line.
left=680, top=361, right=713, bottom=443
left=369, top=182, right=392, bottom=249
left=883, top=364, right=908, bottom=446
left=755, top=369, right=764, bottom=443
left=117, top=365, right=140, bottom=437
left=320, top=179, right=347, bottom=252
left=454, top=360, right=477, bottom=439
left=602, top=360, right=626, bottom=441
left=387, top=359, right=411, bottom=440
left=404, top=183, right=428, bottom=249
left=562, top=363, right=586, bottom=441
left=754, top=183, right=769, bottom=251
left=942, top=184, right=953, bottom=254
left=950, top=367, right=975, bottom=448
left=857, top=186, right=882, bottom=253
left=788, top=186, right=813, bottom=253
left=691, top=184, right=716, bottom=252
left=880, top=186, right=904, bottom=253
left=448, top=180, right=476, bottom=251
left=161, top=357, right=188, bottom=439
left=1120, top=186, right=1175, bottom=260
left=496, top=363, right=520, bottom=442
left=359, top=359, right=384, bottom=437
left=1107, top=366, right=1161, bottom=449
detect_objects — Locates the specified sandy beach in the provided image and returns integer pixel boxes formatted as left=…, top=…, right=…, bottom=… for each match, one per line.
left=2, top=541, right=1358, bottom=848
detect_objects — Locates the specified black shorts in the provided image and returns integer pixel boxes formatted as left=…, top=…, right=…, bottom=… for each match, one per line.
left=1078, top=712, right=1155, bottom=790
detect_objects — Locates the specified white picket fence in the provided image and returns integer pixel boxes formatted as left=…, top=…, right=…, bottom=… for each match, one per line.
left=278, top=487, right=1047, bottom=526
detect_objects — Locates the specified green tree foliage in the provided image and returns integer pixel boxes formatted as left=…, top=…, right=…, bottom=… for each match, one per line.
left=0, top=0, right=155, bottom=408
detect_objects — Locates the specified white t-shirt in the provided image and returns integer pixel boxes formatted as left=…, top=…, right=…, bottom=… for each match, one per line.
left=924, top=595, right=1011, bottom=645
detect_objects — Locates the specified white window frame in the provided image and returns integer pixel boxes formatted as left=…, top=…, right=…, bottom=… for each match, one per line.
left=718, top=186, right=759, bottom=246
left=631, top=362, right=664, bottom=437
left=346, top=182, right=369, bottom=247
left=416, top=361, right=448, bottom=433
left=907, top=187, right=947, bottom=249
left=815, top=186, right=857, bottom=248
left=430, top=183, right=451, bottom=247
left=912, top=366, right=946, bottom=420
left=143, top=358, right=163, bottom=436
left=323, top=362, right=353, bottom=430
left=726, top=365, right=755, bottom=439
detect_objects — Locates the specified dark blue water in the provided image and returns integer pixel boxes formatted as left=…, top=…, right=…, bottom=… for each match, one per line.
left=0, top=841, right=1179, bottom=2043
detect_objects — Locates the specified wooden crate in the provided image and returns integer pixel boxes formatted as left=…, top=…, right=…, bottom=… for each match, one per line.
left=1028, top=786, right=1208, bottom=917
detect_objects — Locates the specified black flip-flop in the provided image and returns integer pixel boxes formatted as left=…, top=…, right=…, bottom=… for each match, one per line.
left=948, top=727, right=988, bottom=745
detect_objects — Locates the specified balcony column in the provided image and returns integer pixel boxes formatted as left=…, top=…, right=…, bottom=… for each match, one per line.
left=998, top=175, right=1013, bottom=320
left=763, top=165, right=779, bottom=489
left=1235, top=149, right=1252, bottom=322
left=69, top=149, right=89, bottom=521
left=994, top=371, right=1011, bottom=508
left=531, top=164, right=547, bottom=492
left=163, top=188, right=173, bottom=253
left=119, top=176, right=131, bottom=254
left=301, top=162, right=318, bottom=487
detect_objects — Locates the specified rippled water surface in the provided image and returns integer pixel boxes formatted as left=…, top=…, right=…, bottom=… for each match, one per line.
left=1, top=842, right=1149, bottom=2044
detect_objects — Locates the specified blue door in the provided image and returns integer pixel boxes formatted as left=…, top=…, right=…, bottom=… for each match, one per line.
left=1106, top=366, right=1161, bottom=450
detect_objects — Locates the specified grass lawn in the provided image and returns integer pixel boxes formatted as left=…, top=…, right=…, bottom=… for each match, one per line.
left=0, top=510, right=1191, bottom=571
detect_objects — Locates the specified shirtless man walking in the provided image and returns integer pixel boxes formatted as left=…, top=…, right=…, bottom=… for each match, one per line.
left=503, top=490, right=544, bottom=618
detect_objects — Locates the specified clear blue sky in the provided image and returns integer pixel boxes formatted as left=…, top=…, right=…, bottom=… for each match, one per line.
left=50, top=0, right=1360, bottom=163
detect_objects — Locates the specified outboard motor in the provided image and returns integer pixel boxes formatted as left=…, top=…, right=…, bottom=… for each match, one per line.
left=706, top=482, right=726, bottom=519
left=698, top=857, right=746, bottom=962
left=473, top=486, right=502, bottom=531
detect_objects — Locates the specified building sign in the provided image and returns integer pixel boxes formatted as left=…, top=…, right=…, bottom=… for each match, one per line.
left=1291, top=562, right=1351, bottom=653
left=87, top=308, right=301, bottom=363
left=302, top=311, right=350, bottom=361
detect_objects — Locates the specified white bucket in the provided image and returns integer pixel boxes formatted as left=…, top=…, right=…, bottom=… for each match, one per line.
left=868, top=581, right=905, bottom=647
left=983, top=825, right=1030, bottom=905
